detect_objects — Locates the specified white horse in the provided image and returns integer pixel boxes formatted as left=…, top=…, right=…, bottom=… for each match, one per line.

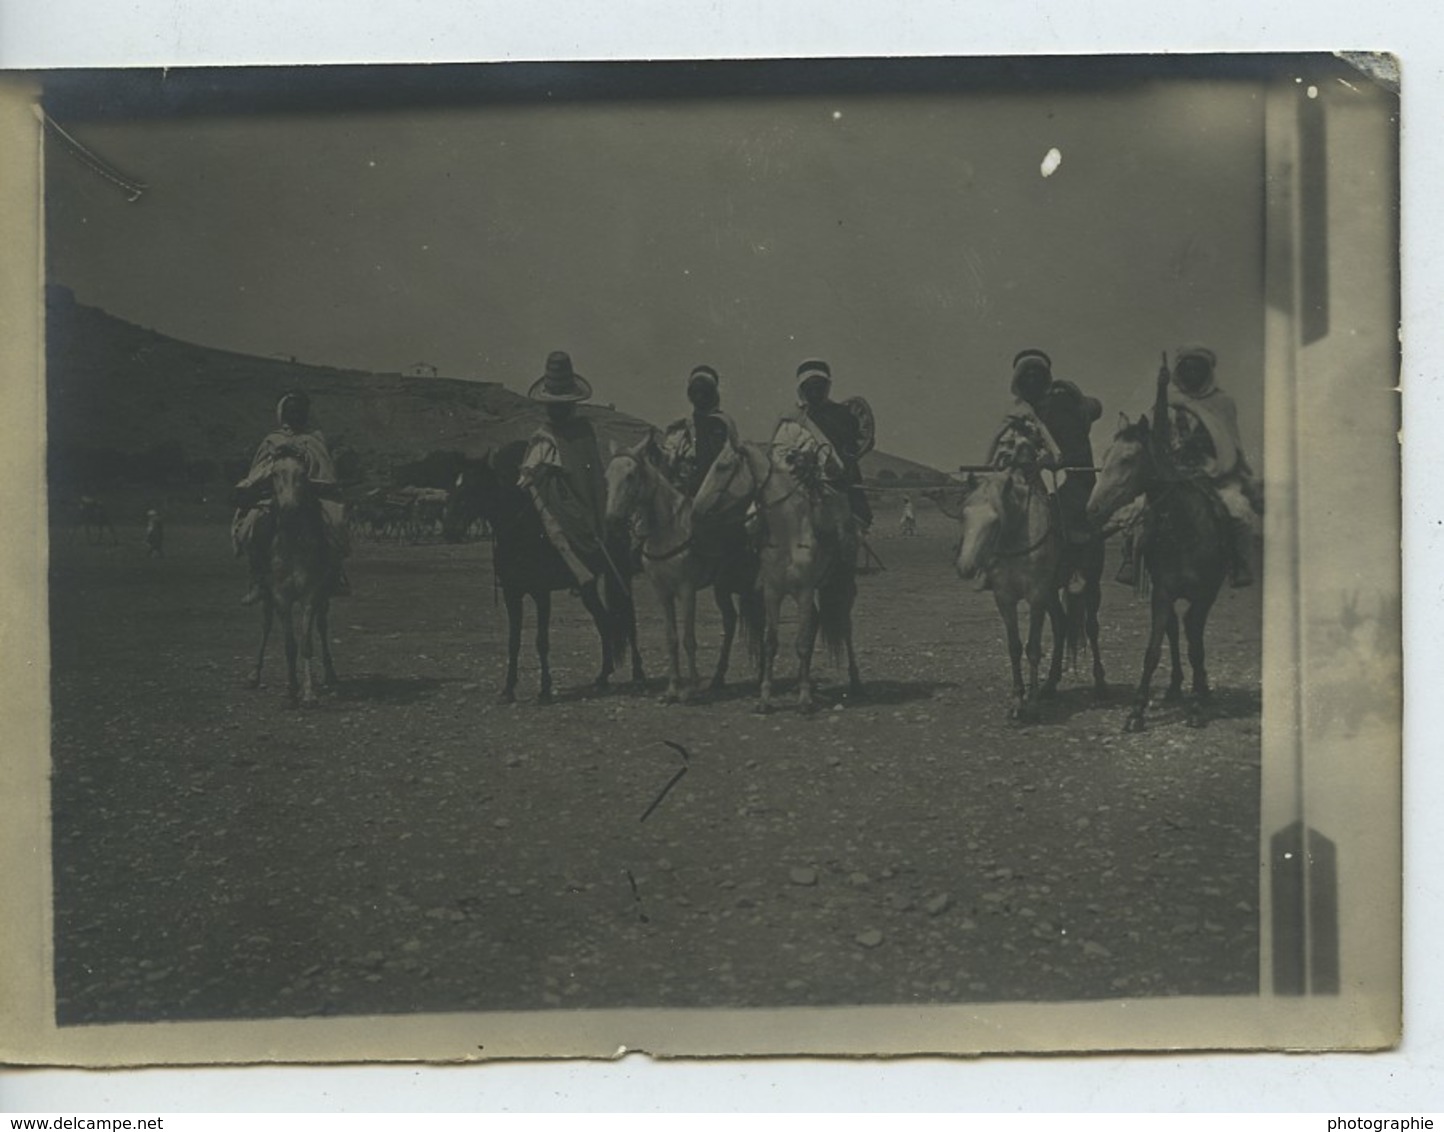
left=605, top=435, right=761, bottom=703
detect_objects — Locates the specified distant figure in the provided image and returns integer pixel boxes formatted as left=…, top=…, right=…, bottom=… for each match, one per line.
left=1115, top=345, right=1262, bottom=588
left=232, top=390, right=351, bottom=604
left=144, top=509, right=165, bottom=558
left=899, top=494, right=917, bottom=537
left=772, top=359, right=875, bottom=531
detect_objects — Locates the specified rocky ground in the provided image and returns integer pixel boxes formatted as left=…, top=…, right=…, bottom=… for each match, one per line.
left=48, top=504, right=1260, bottom=1024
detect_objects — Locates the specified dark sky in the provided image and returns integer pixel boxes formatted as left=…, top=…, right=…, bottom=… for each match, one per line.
left=45, top=74, right=1266, bottom=471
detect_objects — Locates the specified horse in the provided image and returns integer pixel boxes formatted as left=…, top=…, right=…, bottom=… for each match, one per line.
left=249, top=450, right=337, bottom=706
left=953, top=446, right=1072, bottom=722
left=442, top=441, right=643, bottom=704
left=693, top=435, right=861, bottom=714
left=603, top=435, right=762, bottom=703
left=1086, top=409, right=1230, bottom=731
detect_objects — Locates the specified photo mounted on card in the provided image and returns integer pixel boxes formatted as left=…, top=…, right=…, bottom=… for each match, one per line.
left=0, top=54, right=1400, bottom=1065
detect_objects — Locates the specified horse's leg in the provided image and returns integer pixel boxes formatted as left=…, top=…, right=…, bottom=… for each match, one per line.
left=317, top=597, right=337, bottom=688
left=1162, top=607, right=1184, bottom=703
left=1183, top=595, right=1216, bottom=728
left=579, top=582, right=614, bottom=690
left=757, top=584, right=783, bottom=714
left=710, top=588, right=736, bottom=692
left=995, top=594, right=1026, bottom=719
left=843, top=592, right=863, bottom=698
left=626, top=584, right=645, bottom=684
left=535, top=589, right=554, bottom=704
left=1087, top=579, right=1107, bottom=699
left=1125, top=593, right=1173, bottom=732
left=795, top=588, right=820, bottom=714
left=282, top=602, right=300, bottom=705
left=680, top=583, right=701, bottom=702
left=249, top=596, right=274, bottom=689
left=1041, top=594, right=1065, bottom=698
left=299, top=600, right=318, bottom=706
left=1019, top=598, right=1048, bottom=723
left=658, top=586, right=683, bottom=704
left=501, top=589, right=523, bottom=703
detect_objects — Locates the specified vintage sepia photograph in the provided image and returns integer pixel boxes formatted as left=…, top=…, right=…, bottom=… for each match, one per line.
left=0, top=53, right=1401, bottom=1064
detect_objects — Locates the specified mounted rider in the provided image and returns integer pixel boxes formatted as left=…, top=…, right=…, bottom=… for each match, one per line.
left=517, top=350, right=617, bottom=590
left=658, top=365, right=737, bottom=498
left=232, top=390, right=351, bottom=604
left=771, top=358, right=874, bottom=531
left=986, top=349, right=1103, bottom=590
left=1139, top=345, right=1262, bottom=587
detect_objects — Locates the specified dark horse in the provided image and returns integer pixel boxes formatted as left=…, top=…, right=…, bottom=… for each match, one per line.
left=443, top=440, right=643, bottom=703
left=1086, top=382, right=1230, bottom=731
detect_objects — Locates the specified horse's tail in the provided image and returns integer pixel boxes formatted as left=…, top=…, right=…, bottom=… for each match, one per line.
left=738, top=580, right=765, bottom=662
left=818, top=568, right=856, bottom=666
left=1061, top=587, right=1085, bottom=672
left=603, top=560, right=636, bottom=658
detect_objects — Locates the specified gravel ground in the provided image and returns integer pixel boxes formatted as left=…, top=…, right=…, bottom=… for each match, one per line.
left=49, top=505, right=1261, bottom=1024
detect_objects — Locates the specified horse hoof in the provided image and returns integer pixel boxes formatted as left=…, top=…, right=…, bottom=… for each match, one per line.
left=537, top=691, right=553, bottom=706
left=1039, top=684, right=1058, bottom=701
left=708, top=676, right=726, bottom=693
left=1092, top=684, right=1109, bottom=703
left=847, top=681, right=865, bottom=699
left=245, top=676, right=260, bottom=690
left=1163, top=687, right=1184, bottom=705
left=1186, top=711, right=1208, bottom=729
left=754, top=702, right=772, bottom=716
left=1123, top=715, right=1146, bottom=733
left=499, top=689, right=516, bottom=705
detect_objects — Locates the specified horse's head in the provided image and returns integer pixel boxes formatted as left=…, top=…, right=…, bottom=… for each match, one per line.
left=955, top=471, right=1006, bottom=581
left=692, top=431, right=757, bottom=523
left=269, top=449, right=314, bottom=515
left=605, top=434, right=661, bottom=528
left=1087, top=412, right=1151, bottom=524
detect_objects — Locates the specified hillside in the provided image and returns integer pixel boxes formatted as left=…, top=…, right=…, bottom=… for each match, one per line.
left=44, top=287, right=654, bottom=490
left=44, top=287, right=948, bottom=491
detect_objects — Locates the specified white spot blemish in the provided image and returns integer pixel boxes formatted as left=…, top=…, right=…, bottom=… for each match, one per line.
left=1307, top=85, right=1319, bottom=99
left=832, top=110, right=842, bottom=120
left=1040, top=147, right=1062, bottom=178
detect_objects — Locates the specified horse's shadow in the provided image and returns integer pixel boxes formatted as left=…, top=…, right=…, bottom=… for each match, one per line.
left=331, top=674, right=449, bottom=705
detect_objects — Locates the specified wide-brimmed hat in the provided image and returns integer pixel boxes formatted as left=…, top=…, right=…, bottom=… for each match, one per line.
left=1012, top=348, right=1052, bottom=372
left=528, top=351, right=593, bottom=403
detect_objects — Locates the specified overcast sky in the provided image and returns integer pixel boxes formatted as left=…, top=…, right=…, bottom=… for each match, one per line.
left=45, top=72, right=1266, bottom=471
